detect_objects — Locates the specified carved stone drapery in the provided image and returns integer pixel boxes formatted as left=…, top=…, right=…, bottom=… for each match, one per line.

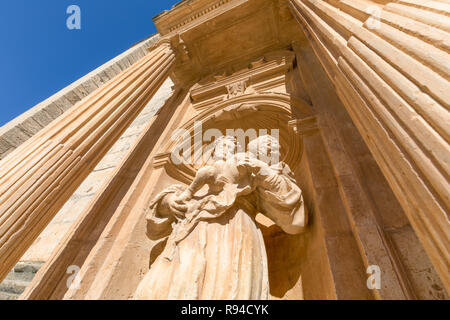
left=133, top=135, right=307, bottom=299
left=0, top=41, right=175, bottom=282
left=159, top=92, right=311, bottom=174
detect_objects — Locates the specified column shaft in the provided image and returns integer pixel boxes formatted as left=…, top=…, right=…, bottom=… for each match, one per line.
left=289, top=0, right=450, bottom=291
left=0, top=42, right=175, bottom=282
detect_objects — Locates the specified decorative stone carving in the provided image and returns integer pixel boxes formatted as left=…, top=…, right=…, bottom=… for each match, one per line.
left=190, top=51, right=295, bottom=106
left=226, top=80, right=247, bottom=98
left=172, top=35, right=191, bottom=63
left=7, top=0, right=447, bottom=301
left=213, top=103, right=258, bottom=121
left=250, top=56, right=266, bottom=68
left=289, top=117, right=318, bottom=137
left=133, top=135, right=307, bottom=299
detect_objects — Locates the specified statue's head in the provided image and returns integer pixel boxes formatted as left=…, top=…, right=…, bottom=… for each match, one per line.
left=247, top=135, right=281, bottom=164
left=212, top=135, right=239, bottom=161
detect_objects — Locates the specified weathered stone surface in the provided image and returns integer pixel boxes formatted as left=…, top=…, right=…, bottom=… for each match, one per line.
left=0, top=137, right=12, bottom=154
left=18, top=118, right=42, bottom=136
left=31, top=109, right=54, bottom=127
left=52, top=96, right=73, bottom=112
left=0, top=262, right=43, bottom=300
left=2, top=127, right=29, bottom=147
left=119, top=57, right=131, bottom=70
left=111, top=63, right=123, bottom=75
left=98, top=70, right=111, bottom=84
left=43, top=102, right=64, bottom=119
left=73, top=84, right=90, bottom=100
left=81, top=78, right=99, bottom=94
left=104, top=65, right=118, bottom=79
left=63, top=90, right=81, bottom=105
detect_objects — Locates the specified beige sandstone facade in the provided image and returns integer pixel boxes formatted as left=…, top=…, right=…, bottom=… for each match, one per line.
left=0, top=0, right=449, bottom=300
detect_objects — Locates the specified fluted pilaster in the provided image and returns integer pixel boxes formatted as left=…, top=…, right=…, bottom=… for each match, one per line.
left=0, top=41, right=175, bottom=282
left=289, top=0, right=450, bottom=291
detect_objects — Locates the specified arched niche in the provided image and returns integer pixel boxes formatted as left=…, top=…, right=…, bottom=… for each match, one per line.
left=149, top=92, right=315, bottom=299
left=155, top=92, right=313, bottom=180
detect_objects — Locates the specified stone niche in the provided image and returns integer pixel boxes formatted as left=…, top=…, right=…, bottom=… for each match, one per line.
left=135, top=48, right=313, bottom=299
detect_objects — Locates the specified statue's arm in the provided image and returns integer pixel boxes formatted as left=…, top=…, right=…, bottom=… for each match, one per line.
left=249, top=160, right=308, bottom=235
left=179, top=165, right=217, bottom=201
left=146, top=186, right=187, bottom=240
left=264, top=189, right=308, bottom=235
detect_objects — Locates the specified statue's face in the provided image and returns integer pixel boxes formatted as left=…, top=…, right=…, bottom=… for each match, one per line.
left=248, top=135, right=280, bottom=164
left=213, top=136, right=237, bottom=161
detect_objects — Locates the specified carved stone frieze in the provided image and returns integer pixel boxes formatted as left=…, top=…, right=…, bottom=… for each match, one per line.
left=152, top=0, right=307, bottom=86
left=189, top=50, right=295, bottom=107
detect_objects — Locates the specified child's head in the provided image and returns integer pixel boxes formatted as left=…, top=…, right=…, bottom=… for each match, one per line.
left=212, top=135, right=238, bottom=161
left=247, top=135, right=281, bottom=164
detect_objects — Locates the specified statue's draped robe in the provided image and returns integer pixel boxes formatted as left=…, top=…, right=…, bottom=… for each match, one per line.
left=133, top=161, right=304, bottom=300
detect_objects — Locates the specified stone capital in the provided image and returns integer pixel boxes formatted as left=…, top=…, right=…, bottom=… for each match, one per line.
left=148, top=35, right=191, bottom=65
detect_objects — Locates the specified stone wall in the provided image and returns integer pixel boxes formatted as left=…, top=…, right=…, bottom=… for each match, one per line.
left=0, top=34, right=161, bottom=160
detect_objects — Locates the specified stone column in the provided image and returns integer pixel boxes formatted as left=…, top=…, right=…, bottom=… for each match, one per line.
left=289, top=0, right=450, bottom=291
left=290, top=117, right=377, bottom=299
left=0, top=40, right=175, bottom=282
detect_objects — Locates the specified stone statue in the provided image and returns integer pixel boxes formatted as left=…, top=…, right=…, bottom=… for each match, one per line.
left=133, top=135, right=307, bottom=299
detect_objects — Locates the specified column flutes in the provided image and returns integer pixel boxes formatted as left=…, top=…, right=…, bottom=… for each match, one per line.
left=289, top=0, right=450, bottom=291
left=0, top=40, right=175, bottom=282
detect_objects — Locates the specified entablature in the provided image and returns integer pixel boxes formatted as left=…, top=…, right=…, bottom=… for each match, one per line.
left=152, top=0, right=307, bottom=87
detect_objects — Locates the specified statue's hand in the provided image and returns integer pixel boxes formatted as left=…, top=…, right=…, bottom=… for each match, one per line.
left=159, top=192, right=188, bottom=219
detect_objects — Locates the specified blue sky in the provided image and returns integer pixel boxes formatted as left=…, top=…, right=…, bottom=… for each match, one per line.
left=0, top=0, right=177, bottom=127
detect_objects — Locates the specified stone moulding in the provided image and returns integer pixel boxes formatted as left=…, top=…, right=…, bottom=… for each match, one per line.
left=289, top=116, right=318, bottom=137
left=154, top=0, right=244, bottom=35
left=153, top=152, right=196, bottom=184
left=190, top=50, right=295, bottom=104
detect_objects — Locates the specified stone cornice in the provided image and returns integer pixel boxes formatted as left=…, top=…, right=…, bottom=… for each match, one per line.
left=153, top=0, right=241, bottom=36
left=152, top=0, right=307, bottom=87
